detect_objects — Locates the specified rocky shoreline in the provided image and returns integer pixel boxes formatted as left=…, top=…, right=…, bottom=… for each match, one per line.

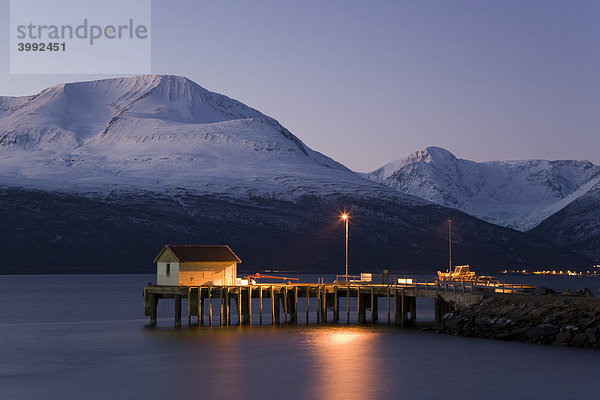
left=433, top=289, right=600, bottom=349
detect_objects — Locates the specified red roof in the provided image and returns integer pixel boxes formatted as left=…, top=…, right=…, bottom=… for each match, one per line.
left=154, top=245, right=241, bottom=263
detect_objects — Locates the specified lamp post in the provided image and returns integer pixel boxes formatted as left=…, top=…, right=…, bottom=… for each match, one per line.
left=342, top=213, right=349, bottom=282
left=448, top=219, right=452, bottom=273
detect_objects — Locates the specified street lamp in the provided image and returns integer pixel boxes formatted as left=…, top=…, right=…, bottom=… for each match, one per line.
left=341, top=213, right=349, bottom=282
left=448, top=219, right=452, bottom=273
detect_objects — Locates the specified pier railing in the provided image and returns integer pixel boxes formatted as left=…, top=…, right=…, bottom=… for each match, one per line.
left=333, top=275, right=534, bottom=294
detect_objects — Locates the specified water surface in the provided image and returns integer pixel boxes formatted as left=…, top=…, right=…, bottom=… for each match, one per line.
left=1, top=274, right=599, bottom=399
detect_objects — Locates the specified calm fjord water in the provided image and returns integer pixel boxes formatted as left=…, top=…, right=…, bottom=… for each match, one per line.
left=1, top=274, right=600, bottom=400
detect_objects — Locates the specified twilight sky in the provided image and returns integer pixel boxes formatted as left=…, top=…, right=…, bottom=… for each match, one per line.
left=1, top=0, right=598, bottom=171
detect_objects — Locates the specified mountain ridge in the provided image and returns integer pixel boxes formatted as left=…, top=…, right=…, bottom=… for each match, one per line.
left=0, top=75, right=399, bottom=202
left=367, top=146, right=600, bottom=231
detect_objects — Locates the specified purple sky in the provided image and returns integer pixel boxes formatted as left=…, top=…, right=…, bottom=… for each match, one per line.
left=1, top=0, right=598, bottom=171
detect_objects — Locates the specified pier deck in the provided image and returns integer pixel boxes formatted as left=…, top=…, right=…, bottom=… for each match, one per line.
left=143, top=281, right=534, bottom=327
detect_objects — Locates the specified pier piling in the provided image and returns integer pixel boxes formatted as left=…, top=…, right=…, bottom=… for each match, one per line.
left=237, top=288, right=242, bottom=325
left=198, top=287, right=203, bottom=326
left=333, top=286, right=339, bottom=322
left=316, top=286, right=321, bottom=323
left=293, top=286, right=298, bottom=324
left=358, top=289, right=366, bottom=323
left=346, top=287, right=350, bottom=323
left=187, top=287, right=192, bottom=326
left=259, top=286, right=263, bottom=325
left=270, top=286, right=275, bottom=325
left=208, top=287, right=213, bottom=326
left=283, top=287, right=288, bottom=324
left=370, top=287, right=377, bottom=323
left=305, top=286, right=310, bottom=323
left=322, top=286, right=327, bottom=323
left=401, top=291, right=408, bottom=326
left=150, top=294, right=158, bottom=326
left=387, top=288, right=391, bottom=324
left=394, top=289, right=401, bottom=326
left=174, top=294, right=182, bottom=327
left=274, top=292, right=281, bottom=324
left=220, top=287, right=225, bottom=326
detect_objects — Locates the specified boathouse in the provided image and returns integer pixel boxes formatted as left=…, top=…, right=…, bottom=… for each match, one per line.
left=154, top=245, right=241, bottom=286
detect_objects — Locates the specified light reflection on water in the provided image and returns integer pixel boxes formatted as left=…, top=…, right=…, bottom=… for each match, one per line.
left=304, top=327, right=380, bottom=400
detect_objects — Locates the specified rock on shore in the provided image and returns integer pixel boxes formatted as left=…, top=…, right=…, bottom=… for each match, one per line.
left=434, top=292, right=600, bottom=348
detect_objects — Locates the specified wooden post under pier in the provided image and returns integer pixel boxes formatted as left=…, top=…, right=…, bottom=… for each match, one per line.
left=237, top=287, right=242, bottom=326
left=358, top=288, right=365, bottom=324
left=274, top=291, right=281, bottom=324
left=305, top=286, right=310, bottom=324
left=208, top=286, right=212, bottom=326
left=220, top=287, right=225, bottom=326
left=387, top=287, right=391, bottom=324
left=198, top=287, right=203, bottom=326
left=394, top=289, right=401, bottom=326
left=259, top=286, right=263, bottom=325
left=346, top=286, right=350, bottom=323
left=227, top=286, right=232, bottom=326
left=401, top=291, right=408, bottom=326
left=316, top=286, right=321, bottom=323
left=370, top=286, right=377, bottom=323
left=333, top=286, right=339, bottom=322
left=409, top=296, right=416, bottom=320
left=292, top=286, right=298, bottom=324
left=283, top=286, right=288, bottom=324
left=187, top=287, right=192, bottom=326
left=321, top=286, right=327, bottom=323
left=242, top=286, right=251, bottom=325
left=174, top=294, right=182, bottom=327
left=271, top=286, right=275, bottom=325
left=248, top=286, right=252, bottom=325
left=150, top=293, right=158, bottom=326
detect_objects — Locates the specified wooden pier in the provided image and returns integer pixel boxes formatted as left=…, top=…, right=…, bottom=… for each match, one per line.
left=143, top=281, right=534, bottom=327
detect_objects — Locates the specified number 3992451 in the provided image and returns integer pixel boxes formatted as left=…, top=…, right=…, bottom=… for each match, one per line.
left=17, top=42, right=66, bottom=52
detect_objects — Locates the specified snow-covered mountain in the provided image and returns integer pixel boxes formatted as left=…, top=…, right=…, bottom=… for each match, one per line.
left=0, top=75, right=410, bottom=202
left=529, top=178, right=600, bottom=261
left=366, top=147, right=600, bottom=230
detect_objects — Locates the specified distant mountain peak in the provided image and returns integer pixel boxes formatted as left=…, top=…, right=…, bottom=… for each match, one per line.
left=418, top=146, right=457, bottom=162
left=0, top=75, right=405, bottom=202
left=403, top=146, right=460, bottom=171
left=0, top=75, right=276, bottom=149
left=368, top=147, right=600, bottom=231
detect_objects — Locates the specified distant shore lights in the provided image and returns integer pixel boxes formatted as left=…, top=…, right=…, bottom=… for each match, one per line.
left=341, top=213, right=349, bottom=282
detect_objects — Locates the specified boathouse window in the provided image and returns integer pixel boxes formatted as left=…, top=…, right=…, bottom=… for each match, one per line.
left=166, top=263, right=170, bottom=277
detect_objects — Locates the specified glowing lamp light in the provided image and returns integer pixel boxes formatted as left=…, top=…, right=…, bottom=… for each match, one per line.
left=341, top=213, right=348, bottom=220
